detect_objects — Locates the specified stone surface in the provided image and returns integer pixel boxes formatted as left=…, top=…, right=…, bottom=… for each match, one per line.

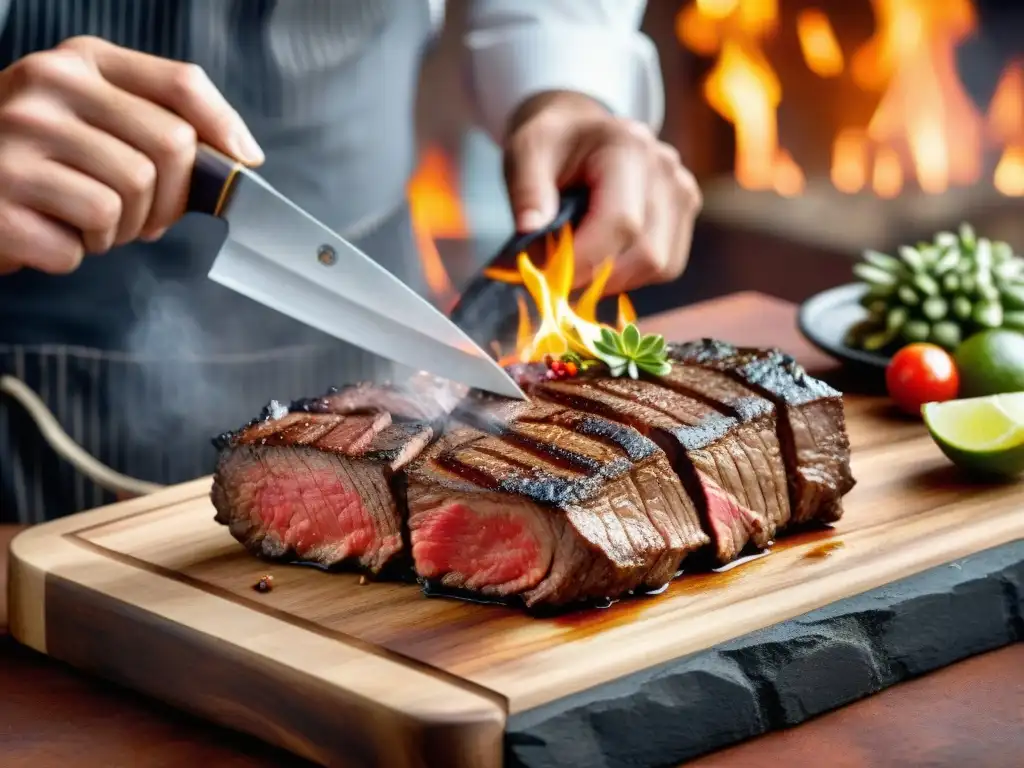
left=505, top=540, right=1024, bottom=768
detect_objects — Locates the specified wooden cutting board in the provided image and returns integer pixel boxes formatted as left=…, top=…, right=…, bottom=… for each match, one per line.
left=7, top=294, right=1024, bottom=768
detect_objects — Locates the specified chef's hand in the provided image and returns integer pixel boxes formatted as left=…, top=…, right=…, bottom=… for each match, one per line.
left=503, top=90, right=701, bottom=296
left=0, top=36, right=262, bottom=275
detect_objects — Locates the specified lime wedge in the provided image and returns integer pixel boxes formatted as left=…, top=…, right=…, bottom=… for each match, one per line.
left=922, top=392, right=1024, bottom=477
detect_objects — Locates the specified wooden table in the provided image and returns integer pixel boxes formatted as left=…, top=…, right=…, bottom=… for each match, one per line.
left=3, top=292, right=1022, bottom=768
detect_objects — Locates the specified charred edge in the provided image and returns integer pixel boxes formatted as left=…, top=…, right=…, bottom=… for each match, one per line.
left=538, top=380, right=728, bottom=460
left=210, top=384, right=362, bottom=451
left=474, top=412, right=641, bottom=481
left=497, top=468, right=604, bottom=508
left=608, top=376, right=737, bottom=418
left=669, top=339, right=839, bottom=404
left=438, top=444, right=604, bottom=507
left=530, top=382, right=736, bottom=563
left=211, top=398, right=293, bottom=450
left=642, top=373, right=772, bottom=423
left=668, top=415, right=740, bottom=453
left=470, top=442, right=605, bottom=489
left=360, top=422, right=433, bottom=464
left=288, top=384, right=345, bottom=413
left=499, top=433, right=612, bottom=476
left=565, top=414, right=660, bottom=463
left=529, top=385, right=657, bottom=459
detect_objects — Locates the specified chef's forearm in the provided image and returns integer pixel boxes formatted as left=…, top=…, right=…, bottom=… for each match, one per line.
left=462, top=0, right=665, bottom=144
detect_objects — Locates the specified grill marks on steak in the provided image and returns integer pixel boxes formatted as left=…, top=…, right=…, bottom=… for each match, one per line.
left=669, top=339, right=855, bottom=525
left=531, top=377, right=786, bottom=563
left=210, top=339, right=855, bottom=610
left=211, top=408, right=433, bottom=573
left=406, top=401, right=709, bottom=607
left=655, top=364, right=792, bottom=528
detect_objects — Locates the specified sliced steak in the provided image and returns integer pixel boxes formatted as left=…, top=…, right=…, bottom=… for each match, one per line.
left=211, top=404, right=433, bottom=573
left=532, top=377, right=780, bottom=563
left=670, top=339, right=855, bottom=524
left=406, top=402, right=708, bottom=607
left=655, top=363, right=792, bottom=528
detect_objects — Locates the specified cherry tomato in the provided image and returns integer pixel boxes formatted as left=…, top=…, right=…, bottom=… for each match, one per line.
left=885, top=343, right=959, bottom=415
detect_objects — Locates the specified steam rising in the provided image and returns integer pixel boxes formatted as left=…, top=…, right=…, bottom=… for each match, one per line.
left=118, top=251, right=394, bottom=482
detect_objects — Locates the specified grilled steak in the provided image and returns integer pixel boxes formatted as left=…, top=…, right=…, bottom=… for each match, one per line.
left=530, top=376, right=788, bottom=564
left=669, top=339, right=855, bottom=524
left=407, top=399, right=709, bottom=606
left=209, top=338, right=855, bottom=610
left=210, top=379, right=455, bottom=574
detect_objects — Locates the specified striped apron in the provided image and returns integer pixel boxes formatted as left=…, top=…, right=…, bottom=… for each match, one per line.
left=0, top=0, right=437, bottom=523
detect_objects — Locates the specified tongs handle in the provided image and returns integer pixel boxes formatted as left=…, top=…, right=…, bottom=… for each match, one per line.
left=485, top=187, right=591, bottom=273
left=447, top=186, right=590, bottom=332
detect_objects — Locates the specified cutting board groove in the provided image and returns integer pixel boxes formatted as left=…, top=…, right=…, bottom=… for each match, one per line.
left=8, top=394, right=1024, bottom=768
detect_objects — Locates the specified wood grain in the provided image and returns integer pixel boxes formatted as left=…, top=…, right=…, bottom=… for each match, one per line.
left=7, top=291, right=1024, bottom=767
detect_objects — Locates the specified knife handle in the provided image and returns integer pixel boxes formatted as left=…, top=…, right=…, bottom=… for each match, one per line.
left=186, top=143, right=243, bottom=218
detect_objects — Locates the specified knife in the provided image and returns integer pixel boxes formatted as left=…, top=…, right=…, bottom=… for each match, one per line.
left=187, top=143, right=525, bottom=400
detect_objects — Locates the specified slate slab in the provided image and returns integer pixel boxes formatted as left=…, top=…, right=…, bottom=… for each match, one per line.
left=505, top=539, right=1024, bottom=768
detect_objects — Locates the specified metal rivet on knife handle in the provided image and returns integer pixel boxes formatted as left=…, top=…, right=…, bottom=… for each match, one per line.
left=317, top=245, right=337, bottom=266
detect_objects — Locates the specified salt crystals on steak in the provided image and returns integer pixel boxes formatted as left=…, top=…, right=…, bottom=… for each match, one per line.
left=209, top=341, right=856, bottom=610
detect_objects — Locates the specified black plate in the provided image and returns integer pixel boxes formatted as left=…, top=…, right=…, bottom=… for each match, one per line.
left=797, top=283, right=891, bottom=370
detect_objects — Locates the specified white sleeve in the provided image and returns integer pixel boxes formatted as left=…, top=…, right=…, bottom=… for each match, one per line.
left=463, top=0, right=664, bottom=144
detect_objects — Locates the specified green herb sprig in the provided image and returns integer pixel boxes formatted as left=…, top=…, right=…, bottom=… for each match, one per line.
left=592, top=323, right=672, bottom=379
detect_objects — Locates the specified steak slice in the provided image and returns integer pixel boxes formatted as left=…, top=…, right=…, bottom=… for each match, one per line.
left=211, top=401, right=433, bottom=574
left=669, top=339, right=855, bottom=524
left=655, top=363, right=792, bottom=527
left=406, top=401, right=708, bottom=607
left=532, top=377, right=782, bottom=564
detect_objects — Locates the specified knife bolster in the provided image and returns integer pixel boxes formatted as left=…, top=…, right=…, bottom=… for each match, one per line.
left=187, top=144, right=242, bottom=218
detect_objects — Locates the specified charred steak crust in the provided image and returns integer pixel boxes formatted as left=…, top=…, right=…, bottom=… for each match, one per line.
left=527, top=374, right=789, bottom=565
left=668, top=339, right=855, bottom=524
left=210, top=338, right=855, bottom=610
left=405, top=402, right=709, bottom=607
left=210, top=404, right=434, bottom=575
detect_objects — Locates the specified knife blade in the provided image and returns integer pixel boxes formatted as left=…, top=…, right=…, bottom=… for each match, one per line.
left=187, top=143, right=525, bottom=400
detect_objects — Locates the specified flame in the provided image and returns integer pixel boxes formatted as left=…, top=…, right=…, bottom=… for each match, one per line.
left=679, top=0, right=1024, bottom=199
left=861, top=0, right=982, bottom=195
left=678, top=0, right=799, bottom=192
left=831, top=128, right=869, bottom=193
left=772, top=149, right=805, bottom=197
left=989, top=60, right=1024, bottom=143
left=872, top=145, right=904, bottom=198
left=407, top=145, right=462, bottom=310
left=487, top=226, right=634, bottom=365
left=796, top=9, right=844, bottom=78
left=994, top=145, right=1024, bottom=197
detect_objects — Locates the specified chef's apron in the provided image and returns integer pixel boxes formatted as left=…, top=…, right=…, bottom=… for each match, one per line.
left=0, top=0, right=435, bottom=523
